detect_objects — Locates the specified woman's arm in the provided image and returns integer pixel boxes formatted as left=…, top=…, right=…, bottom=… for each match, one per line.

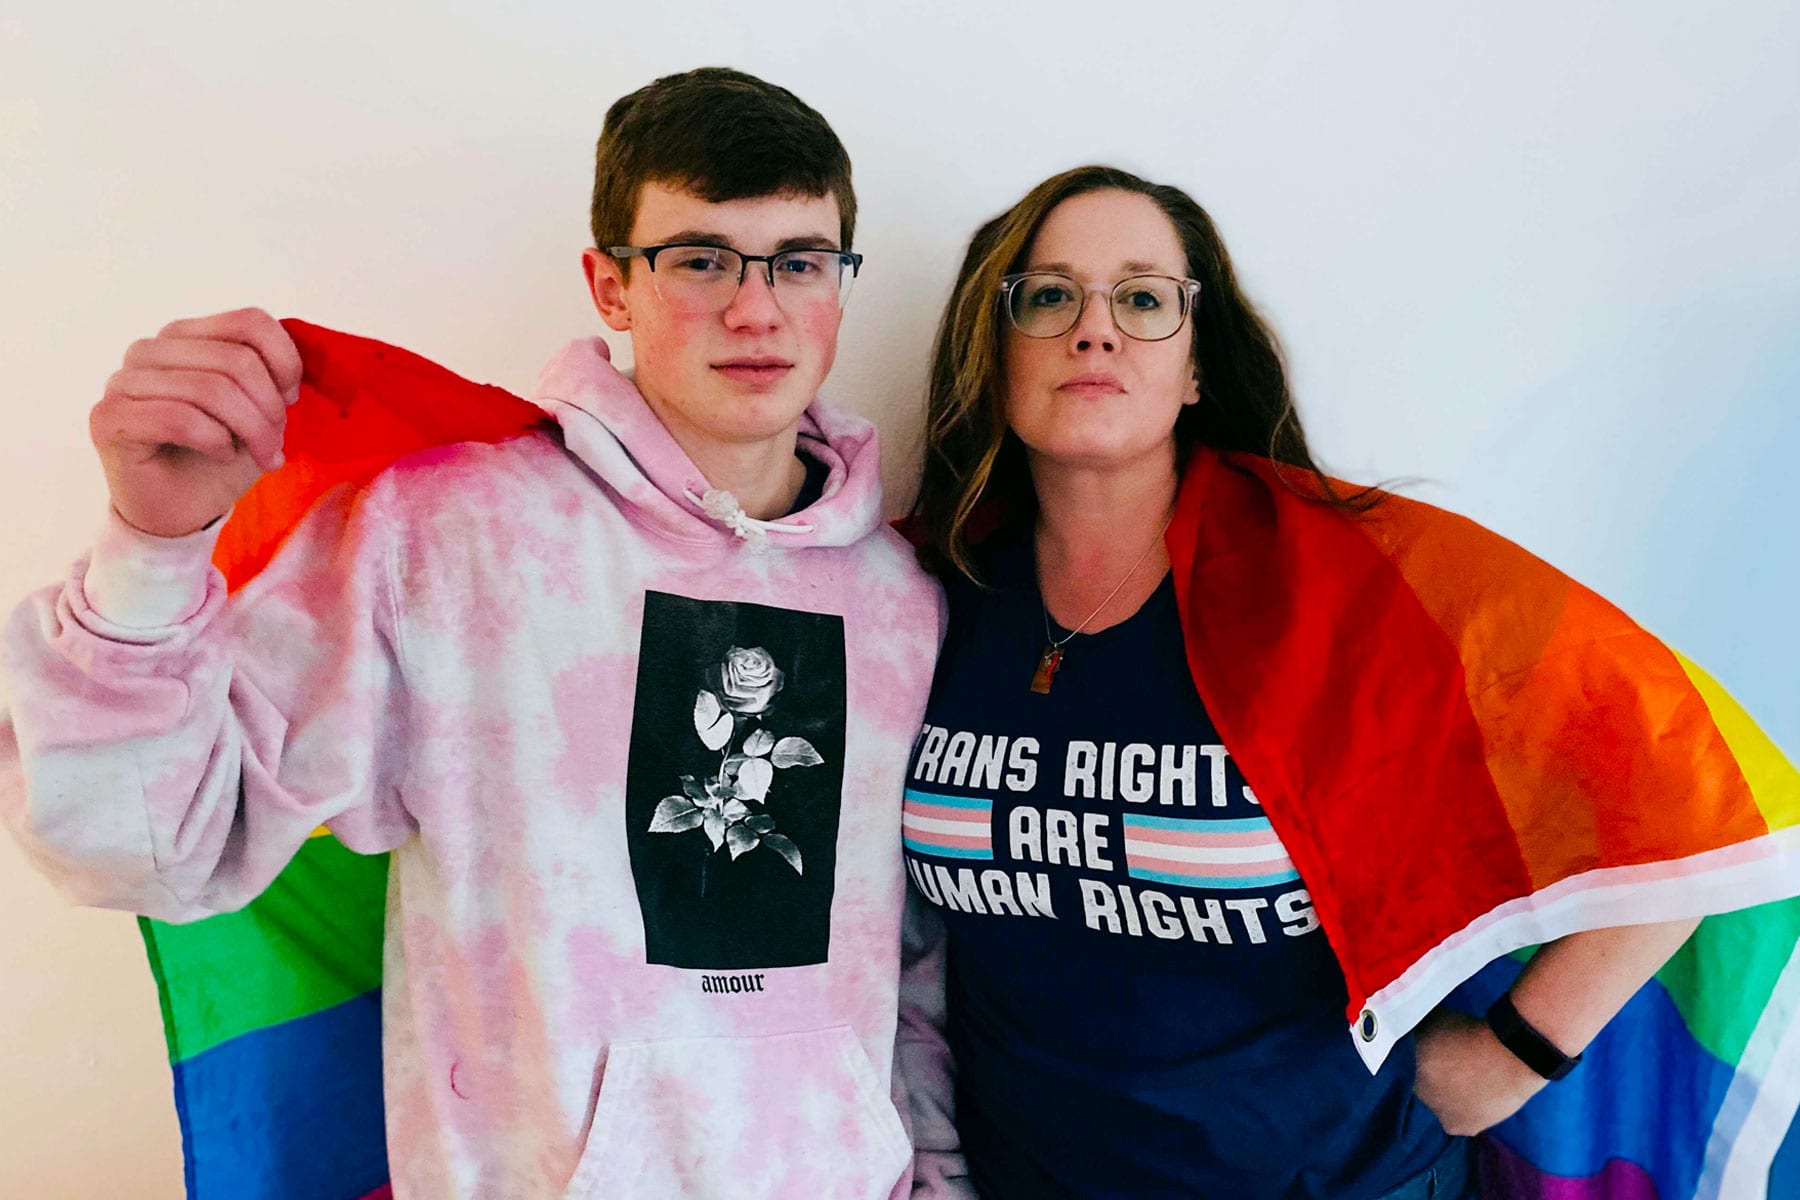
left=1413, top=916, right=1701, bottom=1135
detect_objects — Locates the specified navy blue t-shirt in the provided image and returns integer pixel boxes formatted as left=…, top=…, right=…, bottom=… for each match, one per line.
left=904, top=537, right=1450, bottom=1200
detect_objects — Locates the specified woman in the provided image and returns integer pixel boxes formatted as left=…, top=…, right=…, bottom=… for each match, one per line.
left=897, top=166, right=1800, bottom=1200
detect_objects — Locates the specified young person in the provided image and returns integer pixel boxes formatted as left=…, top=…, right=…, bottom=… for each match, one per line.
left=2, top=68, right=941, bottom=1199
left=898, top=165, right=1800, bottom=1199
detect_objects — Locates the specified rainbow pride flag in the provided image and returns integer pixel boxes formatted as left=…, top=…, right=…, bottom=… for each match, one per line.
left=137, top=320, right=543, bottom=1199
left=1169, top=448, right=1800, bottom=1199
left=138, top=325, right=1797, bottom=1198
left=1449, top=901, right=1800, bottom=1200
left=139, top=836, right=391, bottom=1198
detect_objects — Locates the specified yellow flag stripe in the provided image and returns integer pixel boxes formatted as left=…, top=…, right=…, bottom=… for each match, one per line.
left=1675, top=651, right=1800, bottom=832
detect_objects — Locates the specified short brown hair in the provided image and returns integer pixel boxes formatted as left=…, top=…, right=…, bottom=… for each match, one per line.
left=590, top=67, right=856, bottom=254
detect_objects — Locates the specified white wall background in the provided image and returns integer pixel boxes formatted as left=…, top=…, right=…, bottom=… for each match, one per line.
left=2, top=3, right=1795, bottom=1193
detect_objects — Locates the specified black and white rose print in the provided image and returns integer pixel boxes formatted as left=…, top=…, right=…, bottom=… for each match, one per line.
left=624, top=593, right=847, bottom=969
left=647, top=645, right=823, bottom=877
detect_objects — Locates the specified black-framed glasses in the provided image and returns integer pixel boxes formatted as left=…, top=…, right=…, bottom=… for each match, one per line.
left=607, top=243, right=864, bottom=313
left=999, top=272, right=1202, bottom=342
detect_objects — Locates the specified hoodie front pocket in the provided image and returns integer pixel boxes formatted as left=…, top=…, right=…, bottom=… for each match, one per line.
left=563, top=1025, right=910, bottom=1200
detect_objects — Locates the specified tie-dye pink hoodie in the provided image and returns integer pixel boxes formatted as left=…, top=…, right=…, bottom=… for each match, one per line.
left=1, top=336, right=946, bottom=1198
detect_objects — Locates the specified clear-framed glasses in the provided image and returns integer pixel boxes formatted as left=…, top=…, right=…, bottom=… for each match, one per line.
left=606, top=243, right=864, bottom=314
left=999, top=272, right=1202, bottom=342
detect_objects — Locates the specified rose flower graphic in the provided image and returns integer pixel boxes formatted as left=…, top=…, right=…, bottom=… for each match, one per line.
left=647, top=647, right=823, bottom=886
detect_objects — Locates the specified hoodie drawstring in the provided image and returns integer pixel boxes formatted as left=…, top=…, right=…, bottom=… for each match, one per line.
left=683, top=487, right=816, bottom=554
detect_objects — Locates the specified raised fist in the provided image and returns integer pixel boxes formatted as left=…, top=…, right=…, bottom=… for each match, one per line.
left=89, top=308, right=302, bottom=538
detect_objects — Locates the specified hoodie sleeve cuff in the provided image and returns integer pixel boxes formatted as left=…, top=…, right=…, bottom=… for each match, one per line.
left=81, top=508, right=226, bottom=630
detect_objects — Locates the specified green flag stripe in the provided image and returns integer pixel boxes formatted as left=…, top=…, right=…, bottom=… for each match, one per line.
left=139, top=837, right=389, bottom=1063
left=1655, top=897, right=1800, bottom=1066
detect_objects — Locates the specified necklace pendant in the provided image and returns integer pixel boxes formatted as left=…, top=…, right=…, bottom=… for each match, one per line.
left=1030, top=645, right=1064, bottom=694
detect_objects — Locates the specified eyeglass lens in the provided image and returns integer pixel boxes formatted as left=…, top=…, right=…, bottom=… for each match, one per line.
left=649, top=246, right=855, bottom=313
left=1007, top=274, right=1191, bottom=341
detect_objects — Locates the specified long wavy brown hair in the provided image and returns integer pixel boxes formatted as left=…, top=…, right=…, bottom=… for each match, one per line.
left=913, top=165, right=1376, bottom=581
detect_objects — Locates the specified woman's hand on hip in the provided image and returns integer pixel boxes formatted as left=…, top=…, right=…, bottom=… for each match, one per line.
left=1411, top=1008, right=1545, bottom=1136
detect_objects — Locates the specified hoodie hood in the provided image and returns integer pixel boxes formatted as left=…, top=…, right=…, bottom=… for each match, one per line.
left=531, top=337, right=884, bottom=552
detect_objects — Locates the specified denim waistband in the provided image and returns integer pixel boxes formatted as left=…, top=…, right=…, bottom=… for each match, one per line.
left=1372, top=1137, right=1472, bottom=1200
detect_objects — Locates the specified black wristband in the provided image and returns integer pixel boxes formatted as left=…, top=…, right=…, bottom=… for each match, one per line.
left=1484, top=990, right=1582, bottom=1081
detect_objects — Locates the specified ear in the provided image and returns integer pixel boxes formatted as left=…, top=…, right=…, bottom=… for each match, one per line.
left=582, top=247, right=633, bottom=332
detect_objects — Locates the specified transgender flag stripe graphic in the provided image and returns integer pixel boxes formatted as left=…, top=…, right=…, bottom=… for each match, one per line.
left=1121, top=813, right=1301, bottom=890
left=903, top=789, right=994, bottom=861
